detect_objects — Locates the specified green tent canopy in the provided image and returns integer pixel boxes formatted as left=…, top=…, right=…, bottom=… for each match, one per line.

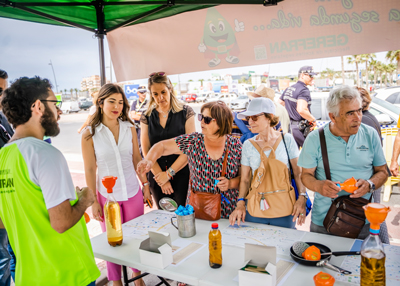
left=0, top=0, right=283, bottom=83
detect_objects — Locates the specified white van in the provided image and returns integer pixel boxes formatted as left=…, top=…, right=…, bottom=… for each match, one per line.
left=61, top=100, right=80, bottom=114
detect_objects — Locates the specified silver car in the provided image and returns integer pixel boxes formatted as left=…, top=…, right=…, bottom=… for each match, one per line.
left=230, top=94, right=250, bottom=110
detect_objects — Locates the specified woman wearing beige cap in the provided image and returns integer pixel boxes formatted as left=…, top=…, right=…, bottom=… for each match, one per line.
left=229, top=97, right=307, bottom=228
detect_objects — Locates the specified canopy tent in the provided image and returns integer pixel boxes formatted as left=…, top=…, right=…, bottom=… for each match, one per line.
left=0, top=0, right=283, bottom=85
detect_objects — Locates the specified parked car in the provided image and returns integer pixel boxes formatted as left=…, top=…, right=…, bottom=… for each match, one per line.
left=310, top=92, right=398, bottom=127
left=184, top=93, right=197, bottom=103
left=61, top=100, right=80, bottom=114
left=230, top=94, right=250, bottom=110
left=372, top=86, right=400, bottom=107
left=207, top=92, right=239, bottom=106
left=197, top=92, right=218, bottom=103
left=78, top=97, right=93, bottom=110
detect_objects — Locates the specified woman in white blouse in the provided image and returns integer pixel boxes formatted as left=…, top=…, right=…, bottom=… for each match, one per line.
left=82, top=84, right=150, bottom=286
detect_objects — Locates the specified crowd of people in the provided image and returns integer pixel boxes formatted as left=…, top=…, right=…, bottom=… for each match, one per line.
left=0, top=66, right=396, bottom=285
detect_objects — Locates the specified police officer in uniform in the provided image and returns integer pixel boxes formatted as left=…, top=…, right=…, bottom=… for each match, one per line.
left=278, top=66, right=317, bottom=147
left=130, top=85, right=148, bottom=156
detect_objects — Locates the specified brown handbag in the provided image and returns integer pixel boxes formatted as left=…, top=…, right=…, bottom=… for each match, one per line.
left=188, top=145, right=229, bottom=221
left=246, top=137, right=296, bottom=218
left=319, top=127, right=371, bottom=239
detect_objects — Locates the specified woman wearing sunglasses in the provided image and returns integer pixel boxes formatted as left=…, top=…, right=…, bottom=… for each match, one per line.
left=138, top=101, right=242, bottom=218
left=140, top=72, right=196, bottom=209
left=229, top=97, right=307, bottom=229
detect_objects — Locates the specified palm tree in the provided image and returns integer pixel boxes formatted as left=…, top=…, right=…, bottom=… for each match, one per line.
left=321, top=68, right=336, bottom=80
left=387, top=63, right=396, bottom=86
left=361, top=53, right=376, bottom=89
left=369, top=59, right=379, bottom=89
left=74, top=88, right=79, bottom=98
left=348, top=55, right=363, bottom=86
left=69, top=88, right=74, bottom=99
left=198, top=79, right=204, bottom=87
left=188, top=79, right=193, bottom=82
left=386, top=50, right=400, bottom=85
left=374, top=61, right=384, bottom=88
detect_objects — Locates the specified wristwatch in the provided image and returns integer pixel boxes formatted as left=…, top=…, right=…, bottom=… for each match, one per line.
left=299, top=192, right=308, bottom=199
left=367, top=179, right=375, bottom=193
left=168, top=167, right=176, bottom=177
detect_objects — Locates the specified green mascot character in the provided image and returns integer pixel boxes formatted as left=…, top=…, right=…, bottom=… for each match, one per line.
left=198, top=7, right=244, bottom=68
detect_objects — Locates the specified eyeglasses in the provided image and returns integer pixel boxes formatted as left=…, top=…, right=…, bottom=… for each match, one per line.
left=303, top=73, right=314, bottom=79
left=149, top=72, right=166, bottom=77
left=245, top=113, right=264, bottom=122
left=41, top=99, right=62, bottom=109
left=198, top=113, right=215, bottom=124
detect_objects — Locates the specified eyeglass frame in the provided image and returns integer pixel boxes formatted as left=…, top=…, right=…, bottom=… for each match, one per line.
left=244, top=113, right=265, bottom=122
left=198, top=113, right=215, bottom=124
left=149, top=72, right=166, bottom=78
left=40, top=99, right=62, bottom=109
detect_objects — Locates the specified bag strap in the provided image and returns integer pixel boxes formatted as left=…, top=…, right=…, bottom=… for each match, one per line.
left=272, top=135, right=282, bottom=151
left=318, top=126, right=332, bottom=181
left=281, top=133, right=294, bottom=178
left=221, top=138, right=230, bottom=177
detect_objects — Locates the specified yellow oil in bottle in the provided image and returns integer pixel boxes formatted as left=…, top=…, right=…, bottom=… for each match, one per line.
left=209, top=223, right=222, bottom=268
left=104, top=201, right=123, bottom=246
left=360, top=249, right=386, bottom=286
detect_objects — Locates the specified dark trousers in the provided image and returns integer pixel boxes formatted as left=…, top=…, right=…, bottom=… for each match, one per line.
left=291, top=124, right=306, bottom=148
left=0, top=229, right=11, bottom=286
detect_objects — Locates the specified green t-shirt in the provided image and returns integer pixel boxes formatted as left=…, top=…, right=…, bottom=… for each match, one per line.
left=0, top=137, right=100, bottom=285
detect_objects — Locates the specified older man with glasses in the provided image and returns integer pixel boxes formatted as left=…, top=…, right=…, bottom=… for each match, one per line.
left=278, top=66, right=317, bottom=148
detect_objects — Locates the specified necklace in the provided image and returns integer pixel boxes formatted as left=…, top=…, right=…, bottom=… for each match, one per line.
left=158, top=108, right=170, bottom=118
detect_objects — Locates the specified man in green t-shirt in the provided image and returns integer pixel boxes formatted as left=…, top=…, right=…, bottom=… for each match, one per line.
left=0, top=76, right=100, bottom=286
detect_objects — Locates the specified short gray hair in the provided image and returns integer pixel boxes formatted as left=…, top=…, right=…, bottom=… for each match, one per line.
left=326, top=85, right=361, bottom=117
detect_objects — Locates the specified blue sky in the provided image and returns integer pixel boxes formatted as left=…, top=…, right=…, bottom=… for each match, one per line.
left=0, top=17, right=389, bottom=91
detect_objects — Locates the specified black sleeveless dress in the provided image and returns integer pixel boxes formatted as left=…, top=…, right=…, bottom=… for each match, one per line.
left=141, top=105, right=194, bottom=208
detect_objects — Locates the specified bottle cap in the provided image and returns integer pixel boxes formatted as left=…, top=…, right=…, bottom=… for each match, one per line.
left=313, top=271, right=335, bottom=286
left=211, top=223, right=218, bottom=229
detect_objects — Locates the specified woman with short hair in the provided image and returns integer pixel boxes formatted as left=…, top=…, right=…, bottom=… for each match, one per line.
left=229, top=97, right=307, bottom=228
left=138, top=101, right=242, bottom=218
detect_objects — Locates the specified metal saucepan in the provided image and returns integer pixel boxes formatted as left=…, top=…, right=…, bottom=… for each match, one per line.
left=290, top=242, right=360, bottom=275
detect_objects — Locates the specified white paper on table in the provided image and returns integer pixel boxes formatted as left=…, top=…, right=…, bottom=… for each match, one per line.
left=170, top=238, right=205, bottom=267
left=221, top=224, right=306, bottom=257
left=122, top=210, right=175, bottom=239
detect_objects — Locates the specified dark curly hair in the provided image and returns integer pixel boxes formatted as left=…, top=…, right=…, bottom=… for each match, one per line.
left=2, top=76, right=52, bottom=128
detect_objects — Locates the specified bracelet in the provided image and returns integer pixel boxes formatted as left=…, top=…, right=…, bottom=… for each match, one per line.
left=166, top=170, right=173, bottom=179
left=237, top=198, right=245, bottom=203
left=143, top=182, right=150, bottom=187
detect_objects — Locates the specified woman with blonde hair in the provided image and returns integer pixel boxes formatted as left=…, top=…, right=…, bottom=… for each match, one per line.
left=140, top=72, right=196, bottom=208
left=81, top=83, right=149, bottom=286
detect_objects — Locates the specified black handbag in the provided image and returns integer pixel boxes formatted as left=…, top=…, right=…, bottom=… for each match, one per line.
left=319, top=127, right=371, bottom=239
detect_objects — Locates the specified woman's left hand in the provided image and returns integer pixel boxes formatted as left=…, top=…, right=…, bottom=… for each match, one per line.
left=216, top=177, right=230, bottom=192
left=154, top=171, right=170, bottom=186
left=292, top=197, right=307, bottom=226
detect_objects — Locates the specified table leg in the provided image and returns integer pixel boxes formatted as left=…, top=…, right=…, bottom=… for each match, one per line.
left=122, top=266, right=149, bottom=286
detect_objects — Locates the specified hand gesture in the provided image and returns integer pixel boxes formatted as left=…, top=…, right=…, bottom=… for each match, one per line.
left=91, top=201, right=103, bottom=222
left=76, top=186, right=95, bottom=208
left=161, top=181, right=174, bottom=195
left=351, top=179, right=370, bottom=198
left=143, top=188, right=153, bottom=208
left=234, top=19, right=245, bottom=32
left=216, top=177, right=230, bottom=192
left=229, top=203, right=246, bottom=226
left=318, top=180, right=340, bottom=198
left=390, top=160, right=399, bottom=177
left=154, top=171, right=170, bottom=186
left=292, top=197, right=307, bottom=226
left=137, top=159, right=153, bottom=175
left=198, top=43, right=206, bottom=53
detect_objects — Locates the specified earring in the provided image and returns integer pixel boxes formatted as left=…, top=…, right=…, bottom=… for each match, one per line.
left=101, top=108, right=103, bottom=114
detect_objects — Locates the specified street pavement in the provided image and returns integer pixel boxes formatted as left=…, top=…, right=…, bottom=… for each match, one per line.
left=47, top=103, right=400, bottom=285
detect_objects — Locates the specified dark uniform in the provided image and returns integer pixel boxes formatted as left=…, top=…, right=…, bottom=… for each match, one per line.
left=279, top=81, right=311, bottom=147
left=130, top=98, right=147, bottom=156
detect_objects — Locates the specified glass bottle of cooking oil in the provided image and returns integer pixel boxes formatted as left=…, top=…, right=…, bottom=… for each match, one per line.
left=102, top=176, right=123, bottom=246
left=360, top=203, right=391, bottom=286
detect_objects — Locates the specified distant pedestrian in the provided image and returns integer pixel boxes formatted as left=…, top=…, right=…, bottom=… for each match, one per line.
left=81, top=83, right=149, bottom=286
left=130, top=86, right=148, bottom=156
left=78, top=91, right=99, bottom=133
left=0, top=76, right=100, bottom=285
left=278, top=66, right=317, bottom=147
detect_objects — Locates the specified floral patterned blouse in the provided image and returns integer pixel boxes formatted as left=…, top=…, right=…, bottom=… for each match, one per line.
left=175, top=132, right=242, bottom=218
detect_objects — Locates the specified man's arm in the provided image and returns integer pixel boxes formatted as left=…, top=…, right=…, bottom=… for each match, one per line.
left=352, top=165, right=388, bottom=199
left=47, top=187, right=95, bottom=233
left=390, top=131, right=400, bottom=177
left=297, top=99, right=316, bottom=122
left=301, top=167, right=340, bottom=198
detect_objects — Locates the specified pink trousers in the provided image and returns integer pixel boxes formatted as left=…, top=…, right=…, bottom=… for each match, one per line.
left=97, top=190, right=144, bottom=281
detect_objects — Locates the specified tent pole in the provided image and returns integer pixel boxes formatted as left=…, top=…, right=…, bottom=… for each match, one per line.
left=98, top=34, right=106, bottom=86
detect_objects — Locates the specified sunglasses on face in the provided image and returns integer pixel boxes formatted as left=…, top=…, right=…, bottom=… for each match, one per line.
left=245, top=113, right=264, bottom=122
left=198, top=113, right=215, bottom=124
left=149, top=72, right=166, bottom=77
left=304, top=73, right=314, bottom=79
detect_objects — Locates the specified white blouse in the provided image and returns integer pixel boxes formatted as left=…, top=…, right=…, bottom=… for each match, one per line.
left=91, top=119, right=140, bottom=201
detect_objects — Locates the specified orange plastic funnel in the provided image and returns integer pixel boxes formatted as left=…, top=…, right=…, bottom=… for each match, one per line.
left=363, top=203, right=390, bottom=231
left=337, top=177, right=358, bottom=193
left=102, top=176, right=118, bottom=193
left=84, top=212, right=90, bottom=224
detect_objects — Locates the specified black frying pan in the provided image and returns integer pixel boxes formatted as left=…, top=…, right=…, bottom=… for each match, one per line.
left=290, top=242, right=360, bottom=275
